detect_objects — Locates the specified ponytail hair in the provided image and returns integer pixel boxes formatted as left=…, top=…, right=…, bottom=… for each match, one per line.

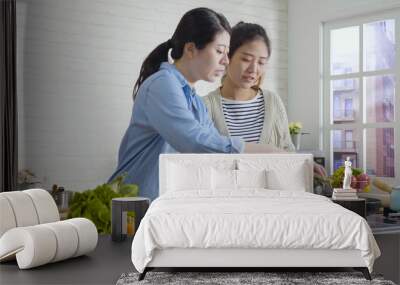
left=133, top=8, right=231, bottom=99
left=133, top=41, right=171, bottom=99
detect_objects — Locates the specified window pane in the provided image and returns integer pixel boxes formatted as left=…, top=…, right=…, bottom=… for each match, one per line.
left=364, top=75, right=395, bottom=123
left=364, top=19, right=395, bottom=71
left=331, top=129, right=359, bottom=172
left=365, top=128, right=395, bottom=177
left=331, top=78, right=359, bottom=124
left=331, top=26, right=359, bottom=75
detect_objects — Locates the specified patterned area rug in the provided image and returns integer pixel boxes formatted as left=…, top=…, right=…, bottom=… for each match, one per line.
left=116, top=271, right=396, bottom=285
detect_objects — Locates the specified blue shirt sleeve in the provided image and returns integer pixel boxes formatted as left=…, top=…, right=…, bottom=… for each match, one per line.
left=143, top=73, right=244, bottom=153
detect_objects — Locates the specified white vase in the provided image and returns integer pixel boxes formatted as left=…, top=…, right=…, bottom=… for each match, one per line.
left=291, top=134, right=301, bottom=151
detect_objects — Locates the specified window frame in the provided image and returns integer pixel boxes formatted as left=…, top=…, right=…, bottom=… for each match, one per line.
left=322, top=9, right=400, bottom=185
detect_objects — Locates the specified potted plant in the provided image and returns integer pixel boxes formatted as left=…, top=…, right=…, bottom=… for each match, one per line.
left=289, top=121, right=302, bottom=150
left=17, top=169, right=41, bottom=190
left=68, top=174, right=138, bottom=234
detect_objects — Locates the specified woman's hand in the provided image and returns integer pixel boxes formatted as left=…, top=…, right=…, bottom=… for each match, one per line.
left=313, top=161, right=328, bottom=177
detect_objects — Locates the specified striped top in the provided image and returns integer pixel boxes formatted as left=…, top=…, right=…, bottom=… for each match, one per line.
left=221, top=92, right=265, bottom=143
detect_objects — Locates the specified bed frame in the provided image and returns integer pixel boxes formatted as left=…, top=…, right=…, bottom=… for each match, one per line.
left=138, top=154, right=371, bottom=280
left=140, top=248, right=370, bottom=280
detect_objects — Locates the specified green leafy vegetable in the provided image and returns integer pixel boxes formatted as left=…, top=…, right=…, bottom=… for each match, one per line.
left=330, top=166, right=363, bottom=188
left=68, top=174, right=138, bottom=234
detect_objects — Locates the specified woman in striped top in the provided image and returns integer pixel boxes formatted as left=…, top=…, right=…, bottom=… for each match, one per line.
left=202, top=22, right=295, bottom=151
left=221, top=90, right=265, bottom=143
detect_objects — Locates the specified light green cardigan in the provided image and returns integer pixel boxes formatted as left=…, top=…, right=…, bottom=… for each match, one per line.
left=202, top=88, right=295, bottom=152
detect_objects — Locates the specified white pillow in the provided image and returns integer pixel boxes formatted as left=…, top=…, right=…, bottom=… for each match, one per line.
left=167, top=162, right=212, bottom=191
left=266, top=164, right=307, bottom=191
left=237, top=169, right=268, bottom=189
left=237, top=158, right=308, bottom=191
left=212, top=168, right=237, bottom=191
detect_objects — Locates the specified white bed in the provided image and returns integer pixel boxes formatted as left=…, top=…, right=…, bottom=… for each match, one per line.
left=131, top=154, right=380, bottom=280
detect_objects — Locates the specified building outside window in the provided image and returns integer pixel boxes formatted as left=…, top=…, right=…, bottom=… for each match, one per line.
left=323, top=10, right=399, bottom=185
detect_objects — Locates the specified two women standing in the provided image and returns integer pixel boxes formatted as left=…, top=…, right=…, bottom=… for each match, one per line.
left=109, top=8, right=293, bottom=200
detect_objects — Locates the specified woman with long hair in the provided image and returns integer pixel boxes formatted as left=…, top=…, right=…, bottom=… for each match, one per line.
left=202, top=22, right=295, bottom=151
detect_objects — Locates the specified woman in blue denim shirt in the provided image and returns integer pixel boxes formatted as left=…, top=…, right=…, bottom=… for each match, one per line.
left=109, top=8, right=282, bottom=201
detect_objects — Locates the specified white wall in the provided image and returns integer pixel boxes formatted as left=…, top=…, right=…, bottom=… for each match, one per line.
left=288, top=0, right=400, bottom=151
left=16, top=0, right=288, bottom=191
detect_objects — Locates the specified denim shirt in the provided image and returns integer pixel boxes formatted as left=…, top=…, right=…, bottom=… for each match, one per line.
left=108, top=62, right=244, bottom=201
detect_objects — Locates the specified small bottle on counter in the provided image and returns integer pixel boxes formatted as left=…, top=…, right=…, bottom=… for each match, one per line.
left=127, top=211, right=136, bottom=236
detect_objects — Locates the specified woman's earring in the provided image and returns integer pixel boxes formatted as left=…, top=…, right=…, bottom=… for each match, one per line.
left=168, top=49, right=174, bottom=64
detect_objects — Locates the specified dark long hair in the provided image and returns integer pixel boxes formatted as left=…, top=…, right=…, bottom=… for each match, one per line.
left=133, top=7, right=231, bottom=99
left=228, top=22, right=271, bottom=59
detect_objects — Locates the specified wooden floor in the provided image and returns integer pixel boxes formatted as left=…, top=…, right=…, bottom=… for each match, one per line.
left=0, top=235, right=134, bottom=285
